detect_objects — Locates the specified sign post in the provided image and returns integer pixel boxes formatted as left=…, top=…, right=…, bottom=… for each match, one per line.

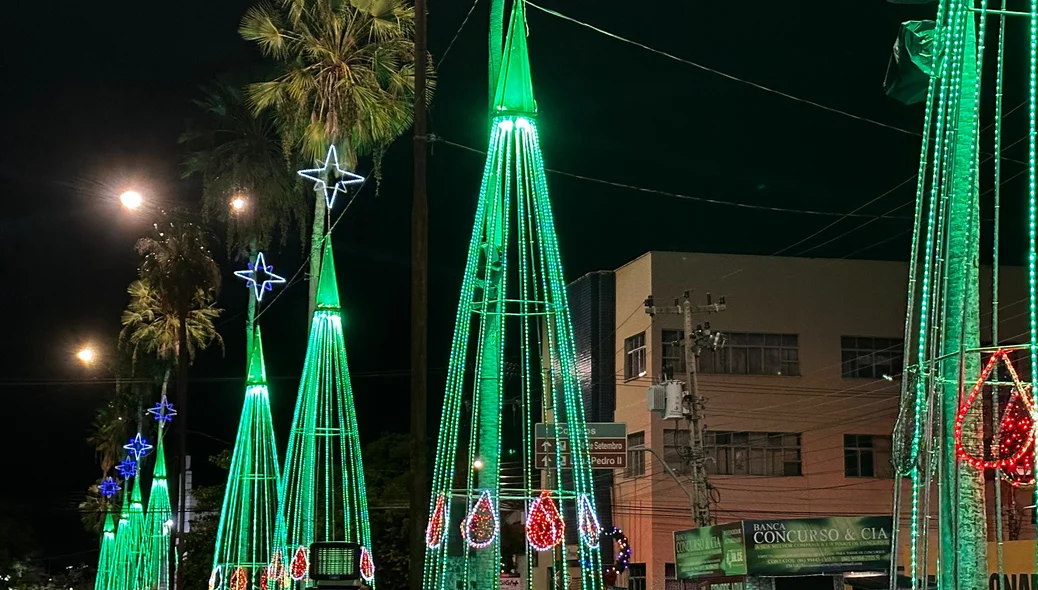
left=534, top=423, right=627, bottom=470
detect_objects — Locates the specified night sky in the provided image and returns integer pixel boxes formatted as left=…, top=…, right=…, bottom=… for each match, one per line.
left=0, top=0, right=954, bottom=569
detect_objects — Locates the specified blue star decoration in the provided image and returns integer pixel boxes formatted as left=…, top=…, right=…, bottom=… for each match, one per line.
left=234, top=252, right=287, bottom=302
left=148, top=395, right=177, bottom=423
left=117, top=457, right=138, bottom=478
left=297, top=145, right=364, bottom=209
left=99, top=477, right=121, bottom=498
left=124, top=433, right=154, bottom=461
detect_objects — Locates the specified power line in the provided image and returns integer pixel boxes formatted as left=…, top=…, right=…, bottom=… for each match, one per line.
left=524, top=1, right=917, bottom=137
left=437, top=0, right=481, bottom=67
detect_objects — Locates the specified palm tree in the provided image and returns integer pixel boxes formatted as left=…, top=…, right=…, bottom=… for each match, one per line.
left=240, top=0, right=435, bottom=318
left=133, top=218, right=223, bottom=553
left=180, top=77, right=307, bottom=352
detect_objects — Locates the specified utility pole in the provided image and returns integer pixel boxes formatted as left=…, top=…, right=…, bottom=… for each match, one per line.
left=409, top=0, right=429, bottom=587
left=645, top=291, right=725, bottom=527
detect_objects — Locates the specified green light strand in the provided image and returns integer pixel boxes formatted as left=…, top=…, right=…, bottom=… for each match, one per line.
left=141, top=429, right=173, bottom=590
left=212, top=327, right=281, bottom=587
left=273, top=243, right=373, bottom=589
left=94, top=512, right=116, bottom=590
left=110, top=482, right=133, bottom=590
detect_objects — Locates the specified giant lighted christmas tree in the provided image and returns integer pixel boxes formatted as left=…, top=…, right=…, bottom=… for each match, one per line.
left=423, top=2, right=603, bottom=588
left=109, top=476, right=139, bottom=590
left=212, top=327, right=280, bottom=590
left=268, top=240, right=374, bottom=588
left=141, top=426, right=173, bottom=590
left=93, top=512, right=117, bottom=590
left=889, top=2, right=1038, bottom=589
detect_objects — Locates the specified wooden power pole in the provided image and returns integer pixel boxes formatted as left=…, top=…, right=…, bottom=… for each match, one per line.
left=409, top=0, right=429, bottom=586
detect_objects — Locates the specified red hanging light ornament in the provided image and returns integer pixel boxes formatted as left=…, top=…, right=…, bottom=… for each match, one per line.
left=359, top=546, right=375, bottom=583
left=267, top=550, right=286, bottom=588
left=461, top=490, right=499, bottom=549
left=229, top=567, right=247, bottom=590
left=954, top=350, right=1036, bottom=473
left=259, top=570, right=269, bottom=590
left=426, top=493, right=448, bottom=548
left=289, top=546, right=309, bottom=581
left=525, top=490, right=565, bottom=551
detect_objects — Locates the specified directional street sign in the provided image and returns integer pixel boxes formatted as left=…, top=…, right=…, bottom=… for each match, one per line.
left=535, top=422, right=628, bottom=470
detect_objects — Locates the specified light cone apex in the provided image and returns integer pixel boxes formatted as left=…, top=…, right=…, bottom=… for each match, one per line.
left=247, top=326, right=268, bottom=386
left=103, top=511, right=115, bottom=533
left=153, top=429, right=167, bottom=479
left=493, top=0, right=537, bottom=114
left=131, top=476, right=142, bottom=502
left=316, top=238, right=341, bottom=310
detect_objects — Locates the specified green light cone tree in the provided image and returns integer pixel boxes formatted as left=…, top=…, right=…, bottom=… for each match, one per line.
left=142, top=429, right=173, bottom=590
left=269, top=240, right=373, bottom=588
left=212, top=326, right=281, bottom=590
left=423, top=3, right=603, bottom=589
left=126, top=476, right=146, bottom=590
left=110, top=485, right=133, bottom=590
left=93, top=512, right=117, bottom=590
left=889, top=3, right=1038, bottom=589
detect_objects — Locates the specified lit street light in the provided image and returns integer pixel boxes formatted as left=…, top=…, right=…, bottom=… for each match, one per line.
left=76, top=347, right=96, bottom=365
left=472, top=458, right=485, bottom=471
left=231, top=195, right=247, bottom=212
left=120, top=190, right=143, bottom=210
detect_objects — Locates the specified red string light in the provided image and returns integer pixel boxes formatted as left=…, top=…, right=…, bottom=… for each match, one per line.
left=954, top=350, right=1036, bottom=474
left=359, top=546, right=375, bottom=582
left=461, top=490, right=498, bottom=549
left=289, top=546, right=308, bottom=581
left=260, top=570, right=268, bottom=590
left=525, top=490, right=565, bottom=551
left=229, top=567, right=247, bottom=590
left=425, top=493, right=447, bottom=548
left=267, top=550, right=285, bottom=588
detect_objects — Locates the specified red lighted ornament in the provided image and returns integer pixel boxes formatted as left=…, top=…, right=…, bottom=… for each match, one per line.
left=229, top=567, right=247, bottom=590
left=259, top=570, right=269, bottom=590
left=954, top=350, right=1036, bottom=474
left=359, top=546, right=375, bottom=582
left=526, top=490, right=565, bottom=551
left=425, top=493, right=447, bottom=548
left=577, top=493, right=601, bottom=548
left=461, top=490, right=498, bottom=549
left=289, top=546, right=309, bottom=581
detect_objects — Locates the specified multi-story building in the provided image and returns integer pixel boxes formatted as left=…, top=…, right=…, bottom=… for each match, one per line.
left=568, top=251, right=1035, bottom=590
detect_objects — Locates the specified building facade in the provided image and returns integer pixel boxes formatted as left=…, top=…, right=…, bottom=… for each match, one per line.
left=574, top=251, right=1035, bottom=590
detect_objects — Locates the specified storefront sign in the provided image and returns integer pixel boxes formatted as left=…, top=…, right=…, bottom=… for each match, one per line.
left=673, top=522, right=747, bottom=579
left=675, top=516, right=893, bottom=579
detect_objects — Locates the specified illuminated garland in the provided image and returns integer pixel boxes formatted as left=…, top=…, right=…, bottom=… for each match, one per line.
left=461, top=490, right=499, bottom=549
left=230, top=567, right=248, bottom=590
left=601, top=527, right=631, bottom=575
left=577, top=494, right=601, bottom=548
left=954, top=350, right=1035, bottom=473
left=526, top=491, right=565, bottom=551
left=289, top=546, right=308, bottom=581
left=359, top=547, right=375, bottom=583
left=425, top=493, right=447, bottom=548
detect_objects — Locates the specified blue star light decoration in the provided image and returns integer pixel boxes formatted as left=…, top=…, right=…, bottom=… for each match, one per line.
left=297, top=145, right=364, bottom=209
left=99, top=477, right=121, bottom=498
left=148, top=395, right=177, bottom=424
left=117, top=457, right=138, bottom=478
left=234, top=252, right=287, bottom=302
left=124, top=433, right=154, bottom=461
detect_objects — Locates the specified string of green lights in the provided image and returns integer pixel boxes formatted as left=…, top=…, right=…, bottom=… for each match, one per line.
left=271, top=241, right=374, bottom=588
left=141, top=429, right=173, bottom=590
left=423, top=1, right=602, bottom=588
left=212, top=327, right=281, bottom=590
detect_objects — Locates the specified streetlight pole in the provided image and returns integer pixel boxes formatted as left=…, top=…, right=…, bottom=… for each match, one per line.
left=409, top=0, right=429, bottom=588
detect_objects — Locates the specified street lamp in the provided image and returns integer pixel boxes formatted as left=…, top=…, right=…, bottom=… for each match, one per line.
left=120, top=190, right=143, bottom=210
left=76, top=347, right=96, bottom=366
left=231, top=195, right=247, bottom=212
left=472, top=458, right=485, bottom=471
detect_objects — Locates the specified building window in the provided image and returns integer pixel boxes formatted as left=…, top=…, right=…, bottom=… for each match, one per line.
left=705, top=431, right=802, bottom=476
left=665, top=563, right=676, bottom=580
left=663, top=428, right=690, bottom=475
left=626, top=431, right=645, bottom=477
left=662, top=329, right=686, bottom=375
left=699, top=333, right=800, bottom=376
left=841, top=336, right=904, bottom=379
left=628, top=563, right=647, bottom=590
left=625, top=332, right=647, bottom=380
left=844, top=434, right=893, bottom=478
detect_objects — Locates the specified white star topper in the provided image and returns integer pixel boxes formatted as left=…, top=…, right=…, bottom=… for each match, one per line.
left=234, top=252, right=287, bottom=302
left=297, top=145, right=365, bottom=209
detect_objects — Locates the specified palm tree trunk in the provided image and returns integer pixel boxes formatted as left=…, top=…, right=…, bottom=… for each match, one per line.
left=174, top=306, right=190, bottom=590
left=308, top=197, right=326, bottom=323
left=247, top=241, right=258, bottom=362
